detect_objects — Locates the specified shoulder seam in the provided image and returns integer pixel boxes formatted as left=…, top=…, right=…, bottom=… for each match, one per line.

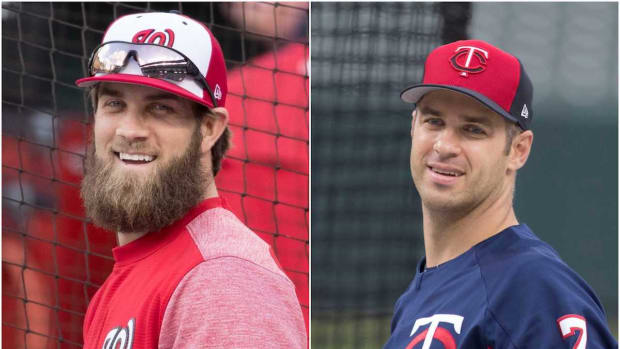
left=473, top=247, right=520, bottom=349
left=199, top=255, right=295, bottom=287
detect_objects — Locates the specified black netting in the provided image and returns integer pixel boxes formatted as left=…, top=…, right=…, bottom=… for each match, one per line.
left=311, top=2, right=471, bottom=347
left=2, top=2, right=308, bottom=347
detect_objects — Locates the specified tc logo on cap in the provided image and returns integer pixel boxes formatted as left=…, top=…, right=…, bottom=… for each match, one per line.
left=132, top=28, right=175, bottom=48
left=450, top=46, right=488, bottom=77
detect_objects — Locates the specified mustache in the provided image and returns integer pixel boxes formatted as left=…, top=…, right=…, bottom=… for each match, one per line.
left=109, top=138, right=157, bottom=155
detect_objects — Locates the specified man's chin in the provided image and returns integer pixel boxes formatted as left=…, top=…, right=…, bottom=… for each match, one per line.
left=116, top=173, right=152, bottom=187
left=420, top=192, right=468, bottom=213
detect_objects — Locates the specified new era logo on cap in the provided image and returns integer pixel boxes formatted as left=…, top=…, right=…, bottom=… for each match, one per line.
left=214, top=84, right=222, bottom=100
left=401, top=39, right=534, bottom=130
left=521, top=104, right=529, bottom=119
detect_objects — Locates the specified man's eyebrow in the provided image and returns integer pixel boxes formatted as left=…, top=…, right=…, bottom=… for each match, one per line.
left=418, top=104, right=442, bottom=116
left=98, top=86, right=122, bottom=98
left=144, top=92, right=184, bottom=102
left=418, top=103, right=496, bottom=125
left=462, top=114, right=495, bottom=126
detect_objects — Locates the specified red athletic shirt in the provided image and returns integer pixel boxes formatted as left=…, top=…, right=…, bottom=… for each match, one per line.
left=82, top=197, right=306, bottom=348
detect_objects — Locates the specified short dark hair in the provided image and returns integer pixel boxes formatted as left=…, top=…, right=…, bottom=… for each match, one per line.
left=191, top=102, right=230, bottom=176
left=504, top=122, right=522, bottom=155
left=88, top=86, right=230, bottom=175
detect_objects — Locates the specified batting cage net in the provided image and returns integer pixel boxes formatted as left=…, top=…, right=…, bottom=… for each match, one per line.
left=311, top=3, right=468, bottom=348
left=312, top=2, right=617, bottom=348
left=2, top=2, right=308, bottom=348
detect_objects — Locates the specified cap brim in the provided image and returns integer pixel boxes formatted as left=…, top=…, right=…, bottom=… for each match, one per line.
left=400, top=84, right=520, bottom=125
left=76, top=74, right=214, bottom=108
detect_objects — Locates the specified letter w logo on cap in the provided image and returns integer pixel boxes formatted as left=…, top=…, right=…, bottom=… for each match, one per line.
left=450, top=46, right=489, bottom=77
left=132, top=28, right=175, bottom=48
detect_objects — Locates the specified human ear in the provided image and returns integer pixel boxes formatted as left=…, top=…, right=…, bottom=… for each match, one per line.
left=507, top=130, right=533, bottom=171
left=411, top=108, right=418, bottom=137
left=200, top=107, right=229, bottom=154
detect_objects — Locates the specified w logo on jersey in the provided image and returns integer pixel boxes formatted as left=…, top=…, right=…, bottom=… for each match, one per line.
left=132, top=29, right=175, bottom=48
left=102, top=318, right=135, bottom=349
left=406, top=314, right=464, bottom=349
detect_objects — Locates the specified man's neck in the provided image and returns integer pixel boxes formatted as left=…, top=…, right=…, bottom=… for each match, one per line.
left=421, top=188, right=518, bottom=268
left=117, top=231, right=147, bottom=246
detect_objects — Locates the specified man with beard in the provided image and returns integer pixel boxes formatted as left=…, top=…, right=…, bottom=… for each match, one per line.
left=383, top=40, right=616, bottom=348
left=75, top=11, right=306, bottom=348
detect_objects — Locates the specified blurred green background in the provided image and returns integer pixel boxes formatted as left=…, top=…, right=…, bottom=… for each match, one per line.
left=311, top=2, right=617, bottom=347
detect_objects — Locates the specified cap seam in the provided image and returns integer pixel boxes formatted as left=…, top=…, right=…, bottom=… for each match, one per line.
left=506, top=57, right=521, bottom=116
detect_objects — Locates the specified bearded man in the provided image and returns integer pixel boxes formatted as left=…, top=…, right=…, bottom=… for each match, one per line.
left=76, top=11, right=306, bottom=348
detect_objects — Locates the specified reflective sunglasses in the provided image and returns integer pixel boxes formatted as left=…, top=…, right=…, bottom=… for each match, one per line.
left=88, top=41, right=218, bottom=107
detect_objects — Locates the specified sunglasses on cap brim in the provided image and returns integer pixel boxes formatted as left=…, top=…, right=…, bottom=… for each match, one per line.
left=88, top=41, right=218, bottom=107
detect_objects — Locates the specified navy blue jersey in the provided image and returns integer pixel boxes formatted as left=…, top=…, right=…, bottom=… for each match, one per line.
left=384, top=224, right=617, bottom=349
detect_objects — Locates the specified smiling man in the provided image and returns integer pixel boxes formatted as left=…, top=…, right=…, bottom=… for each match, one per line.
left=383, top=40, right=617, bottom=349
left=75, top=11, right=306, bottom=348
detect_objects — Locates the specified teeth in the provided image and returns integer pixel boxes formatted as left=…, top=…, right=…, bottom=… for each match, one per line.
left=119, top=153, right=154, bottom=162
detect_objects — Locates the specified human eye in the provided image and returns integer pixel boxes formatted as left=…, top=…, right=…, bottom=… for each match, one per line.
left=101, top=98, right=124, bottom=111
left=149, top=103, right=175, bottom=115
left=463, top=124, right=487, bottom=137
left=423, top=117, right=444, bottom=128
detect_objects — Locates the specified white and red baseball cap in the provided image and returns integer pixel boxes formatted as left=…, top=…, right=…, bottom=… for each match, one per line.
left=76, top=11, right=227, bottom=108
left=401, top=39, right=533, bottom=130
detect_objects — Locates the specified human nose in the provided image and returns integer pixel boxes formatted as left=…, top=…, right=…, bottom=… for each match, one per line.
left=115, top=112, right=149, bottom=141
left=433, top=129, right=461, bottom=158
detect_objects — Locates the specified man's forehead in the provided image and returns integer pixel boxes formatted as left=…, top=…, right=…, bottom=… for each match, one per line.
left=98, top=82, right=184, bottom=102
left=418, top=90, right=502, bottom=123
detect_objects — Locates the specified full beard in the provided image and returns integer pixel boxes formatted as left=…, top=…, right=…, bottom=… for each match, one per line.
left=80, top=126, right=209, bottom=234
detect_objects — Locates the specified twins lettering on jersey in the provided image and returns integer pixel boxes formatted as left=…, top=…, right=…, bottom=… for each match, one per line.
left=406, top=314, right=463, bottom=349
left=405, top=313, right=587, bottom=348
left=102, top=318, right=135, bottom=349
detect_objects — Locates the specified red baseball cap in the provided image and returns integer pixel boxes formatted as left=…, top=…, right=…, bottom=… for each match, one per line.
left=76, top=11, right=227, bottom=108
left=401, top=40, right=533, bottom=130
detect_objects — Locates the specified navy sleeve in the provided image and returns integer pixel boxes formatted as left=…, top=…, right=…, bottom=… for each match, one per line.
left=389, top=278, right=416, bottom=334
left=481, top=253, right=617, bottom=349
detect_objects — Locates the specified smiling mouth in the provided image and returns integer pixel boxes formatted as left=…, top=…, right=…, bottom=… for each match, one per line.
left=428, top=166, right=463, bottom=177
left=114, top=152, right=157, bottom=165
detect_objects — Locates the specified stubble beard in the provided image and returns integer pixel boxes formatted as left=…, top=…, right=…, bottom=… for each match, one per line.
left=413, top=165, right=507, bottom=221
left=411, top=159, right=473, bottom=218
left=80, top=126, right=209, bottom=234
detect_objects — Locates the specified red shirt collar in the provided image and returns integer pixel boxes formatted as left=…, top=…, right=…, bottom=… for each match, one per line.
left=112, top=197, right=225, bottom=264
